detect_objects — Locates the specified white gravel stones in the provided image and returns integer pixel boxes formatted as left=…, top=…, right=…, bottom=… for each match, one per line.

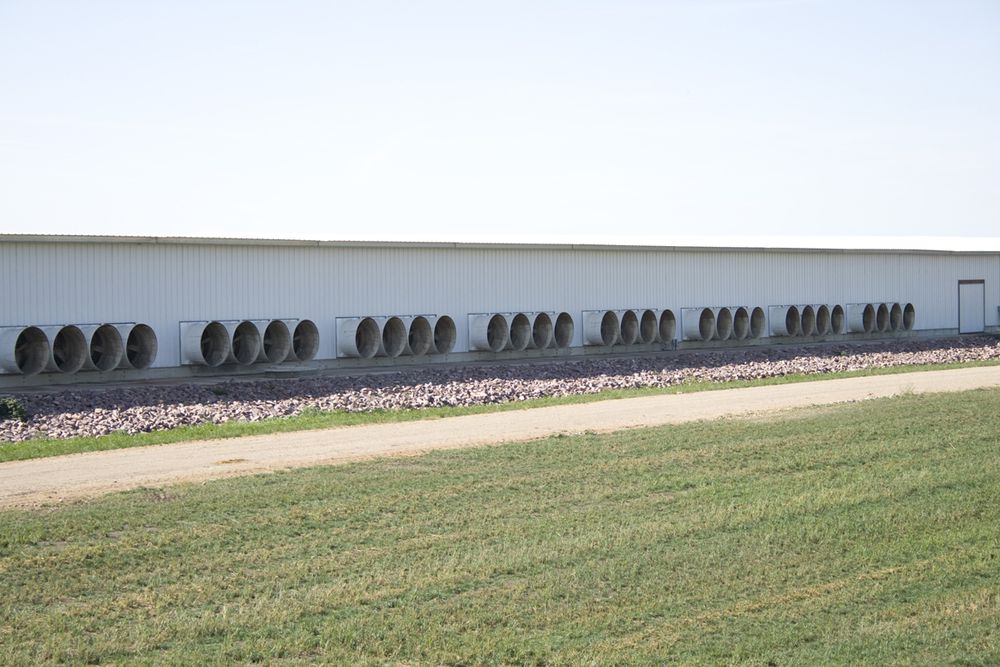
left=2, top=337, right=999, bottom=443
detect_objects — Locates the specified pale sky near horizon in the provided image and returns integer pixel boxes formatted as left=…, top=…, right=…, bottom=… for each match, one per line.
left=1, top=1, right=998, bottom=246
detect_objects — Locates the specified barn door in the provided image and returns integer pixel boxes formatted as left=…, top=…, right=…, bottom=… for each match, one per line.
left=958, top=280, right=985, bottom=334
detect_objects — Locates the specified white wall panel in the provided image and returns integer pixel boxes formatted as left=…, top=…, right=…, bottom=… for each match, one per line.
left=0, top=239, right=997, bottom=368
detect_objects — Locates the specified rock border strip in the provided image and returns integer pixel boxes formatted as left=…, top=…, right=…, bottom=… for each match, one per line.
left=2, top=336, right=1000, bottom=443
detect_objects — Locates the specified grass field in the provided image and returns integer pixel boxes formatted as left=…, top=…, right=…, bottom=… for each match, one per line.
left=1, top=388, right=998, bottom=664
left=3, top=357, right=999, bottom=464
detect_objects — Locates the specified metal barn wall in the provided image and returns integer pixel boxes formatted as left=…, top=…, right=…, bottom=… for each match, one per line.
left=0, top=238, right=998, bottom=369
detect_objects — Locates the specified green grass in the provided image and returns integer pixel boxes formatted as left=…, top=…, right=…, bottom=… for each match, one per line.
left=1, top=388, right=998, bottom=665
left=2, top=357, right=999, bottom=464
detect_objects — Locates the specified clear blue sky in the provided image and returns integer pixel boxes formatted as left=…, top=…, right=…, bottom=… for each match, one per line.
left=1, top=1, right=998, bottom=244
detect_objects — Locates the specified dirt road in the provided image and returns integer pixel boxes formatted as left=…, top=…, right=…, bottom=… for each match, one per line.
left=2, top=366, right=999, bottom=508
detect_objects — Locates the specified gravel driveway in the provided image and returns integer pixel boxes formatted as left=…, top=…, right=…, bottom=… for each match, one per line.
left=2, top=364, right=999, bottom=508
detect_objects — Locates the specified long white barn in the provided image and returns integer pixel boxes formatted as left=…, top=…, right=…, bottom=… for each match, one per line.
left=1, top=234, right=997, bottom=387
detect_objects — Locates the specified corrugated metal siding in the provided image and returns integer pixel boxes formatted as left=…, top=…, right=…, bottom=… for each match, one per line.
left=1, top=240, right=997, bottom=367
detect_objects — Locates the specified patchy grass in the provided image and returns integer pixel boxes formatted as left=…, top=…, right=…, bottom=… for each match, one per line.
left=2, top=357, right=999, bottom=463
left=0, top=388, right=998, bottom=664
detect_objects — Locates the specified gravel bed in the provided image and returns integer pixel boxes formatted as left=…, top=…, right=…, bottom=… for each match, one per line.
left=2, top=336, right=999, bottom=443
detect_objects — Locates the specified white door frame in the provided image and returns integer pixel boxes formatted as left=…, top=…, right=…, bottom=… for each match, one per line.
left=958, top=279, right=985, bottom=334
